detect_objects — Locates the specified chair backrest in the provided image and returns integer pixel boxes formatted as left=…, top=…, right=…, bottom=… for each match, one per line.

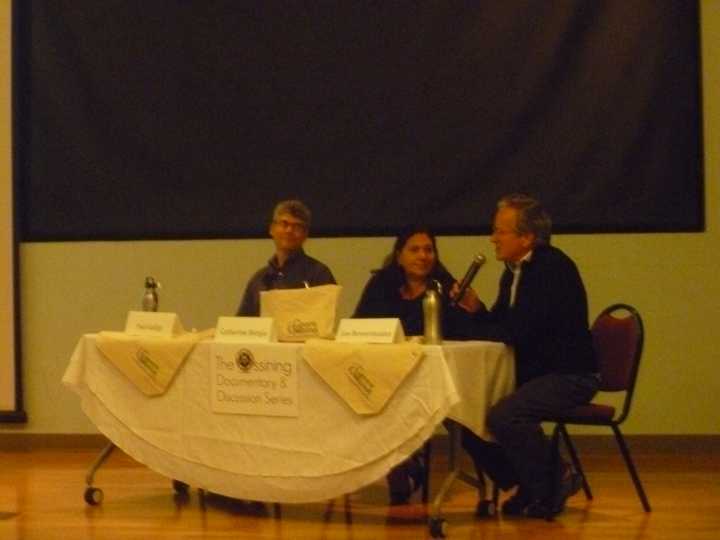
left=591, top=304, right=644, bottom=422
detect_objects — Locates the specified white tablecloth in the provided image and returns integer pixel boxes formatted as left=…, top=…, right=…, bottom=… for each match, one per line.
left=63, top=336, right=513, bottom=503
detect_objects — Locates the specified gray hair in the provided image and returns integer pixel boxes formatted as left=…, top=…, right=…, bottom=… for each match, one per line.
left=272, top=199, right=311, bottom=227
left=497, top=193, right=552, bottom=246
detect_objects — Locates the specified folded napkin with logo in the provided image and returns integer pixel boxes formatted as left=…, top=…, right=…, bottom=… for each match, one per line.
left=95, top=329, right=214, bottom=396
left=301, top=339, right=423, bottom=415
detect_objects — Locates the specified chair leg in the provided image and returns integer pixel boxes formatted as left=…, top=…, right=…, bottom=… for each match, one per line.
left=545, top=425, right=562, bottom=521
left=421, top=440, right=431, bottom=504
left=491, top=483, right=500, bottom=510
left=612, top=425, right=651, bottom=512
left=558, top=424, right=593, bottom=500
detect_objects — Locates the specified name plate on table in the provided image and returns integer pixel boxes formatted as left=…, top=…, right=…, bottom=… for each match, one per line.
left=214, top=316, right=277, bottom=343
left=124, top=311, right=184, bottom=337
left=335, top=318, right=406, bottom=344
left=210, top=343, right=299, bottom=417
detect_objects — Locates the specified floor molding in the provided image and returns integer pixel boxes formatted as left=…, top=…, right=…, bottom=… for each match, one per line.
left=430, top=432, right=720, bottom=454
left=551, top=433, right=720, bottom=453
left=0, top=433, right=108, bottom=451
left=0, top=432, right=718, bottom=452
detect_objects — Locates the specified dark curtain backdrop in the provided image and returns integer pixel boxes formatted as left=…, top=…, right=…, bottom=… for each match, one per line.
left=15, top=1, right=703, bottom=240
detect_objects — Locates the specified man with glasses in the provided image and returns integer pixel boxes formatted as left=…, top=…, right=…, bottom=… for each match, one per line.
left=236, top=199, right=336, bottom=316
left=455, top=193, right=599, bottom=518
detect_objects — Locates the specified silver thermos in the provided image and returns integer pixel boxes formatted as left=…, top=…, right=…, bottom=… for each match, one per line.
left=142, top=276, right=159, bottom=312
left=423, top=280, right=443, bottom=344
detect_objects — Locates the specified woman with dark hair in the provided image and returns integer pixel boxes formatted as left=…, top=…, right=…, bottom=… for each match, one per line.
left=354, top=225, right=474, bottom=338
left=353, top=225, right=475, bottom=504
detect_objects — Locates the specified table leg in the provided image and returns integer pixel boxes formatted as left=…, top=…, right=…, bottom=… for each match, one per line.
left=83, top=441, right=116, bottom=505
left=428, top=422, right=497, bottom=537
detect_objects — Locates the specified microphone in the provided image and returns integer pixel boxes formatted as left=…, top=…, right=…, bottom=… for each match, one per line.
left=452, top=253, right=486, bottom=305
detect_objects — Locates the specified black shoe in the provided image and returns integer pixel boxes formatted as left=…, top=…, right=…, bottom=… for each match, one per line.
left=389, top=491, right=410, bottom=505
left=387, top=462, right=412, bottom=505
left=407, top=453, right=427, bottom=496
left=501, top=487, right=532, bottom=516
left=525, top=472, right=583, bottom=519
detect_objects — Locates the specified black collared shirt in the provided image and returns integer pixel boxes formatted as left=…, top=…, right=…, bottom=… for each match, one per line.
left=236, top=249, right=336, bottom=316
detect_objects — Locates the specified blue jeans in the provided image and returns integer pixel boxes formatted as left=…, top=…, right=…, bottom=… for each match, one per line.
left=463, top=372, right=599, bottom=500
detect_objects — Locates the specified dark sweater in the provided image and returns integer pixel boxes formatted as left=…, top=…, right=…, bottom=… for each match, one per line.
left=471, top=244, right=597, bottom=385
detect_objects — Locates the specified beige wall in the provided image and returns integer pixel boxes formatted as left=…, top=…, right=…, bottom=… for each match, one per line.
left=3, top=1, right=719, bottom=434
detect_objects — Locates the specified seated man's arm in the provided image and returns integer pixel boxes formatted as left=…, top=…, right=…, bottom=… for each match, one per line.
left=236, top=270, right=264, bottom=316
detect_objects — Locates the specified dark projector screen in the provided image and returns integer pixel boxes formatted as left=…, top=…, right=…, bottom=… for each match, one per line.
left=15, top=1, right=703, bottom=241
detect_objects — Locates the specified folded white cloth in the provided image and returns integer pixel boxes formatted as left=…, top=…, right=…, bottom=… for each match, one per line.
left=302, top=339, right=423, bottom=415
left=96, top=329, right=214, bottom=396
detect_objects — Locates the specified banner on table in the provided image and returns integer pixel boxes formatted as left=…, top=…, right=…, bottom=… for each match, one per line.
left=210, top=343, right=299, bottom=417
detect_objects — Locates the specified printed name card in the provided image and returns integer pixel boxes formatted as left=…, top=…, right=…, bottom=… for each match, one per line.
left=124, top=311, right=184, bottom=337
left=214, top=316, right=277, bottom=343
left=335, top=318, right=406, bottom=344
left=210, top=343, right=299, bottom=417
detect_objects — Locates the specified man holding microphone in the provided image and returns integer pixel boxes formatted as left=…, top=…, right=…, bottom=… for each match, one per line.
left=456, top=193, right=599, bottom=518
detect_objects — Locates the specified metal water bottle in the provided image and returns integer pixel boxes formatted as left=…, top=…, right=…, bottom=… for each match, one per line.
left=142, top=276, right=159, bottom=312
left=423, top=280, right=443, bottom=344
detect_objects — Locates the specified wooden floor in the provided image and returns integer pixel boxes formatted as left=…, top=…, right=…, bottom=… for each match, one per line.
left=0, top=441, right=718, bottom=540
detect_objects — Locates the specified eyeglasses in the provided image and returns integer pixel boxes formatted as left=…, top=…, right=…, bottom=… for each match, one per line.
left=492, top=226, right=520, bottom=237
left=273, top=219, right=307, bottom=232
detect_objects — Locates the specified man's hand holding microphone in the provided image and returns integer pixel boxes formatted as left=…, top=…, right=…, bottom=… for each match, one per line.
left=449, top=253, right=486, bottom=313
